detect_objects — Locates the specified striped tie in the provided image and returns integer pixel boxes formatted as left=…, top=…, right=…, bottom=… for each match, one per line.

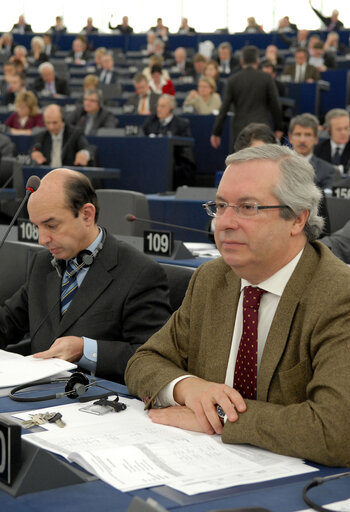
left=61, top=260, right=79, bottom=315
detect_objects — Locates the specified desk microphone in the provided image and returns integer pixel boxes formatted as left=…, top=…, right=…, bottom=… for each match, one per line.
left=0, top=175, right=41, bottom=250
left=125, top=213, right=209, bottom=235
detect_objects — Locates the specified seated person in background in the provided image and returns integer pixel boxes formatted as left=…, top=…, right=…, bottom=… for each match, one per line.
left=309, top=1, right=343, bottom=31
left=83, top=74, right=99, bottom=91
left=148, top=64, right=175, bottom=96
left=260, top=60, right=286, bottom=96
left=2, top=73, right=26, bottom=107
left=289, top=113, right=337, bottom=192
left=67, top=88, right=117, bottom=135
left=43, top=33, right=59, bottom=57
left=170, top=47, right=195, bottom=79
left=142, top=55, right=170, bottom=81
left=283, top=47, right=320, bottom=82
left=10, top=45, right=28, bottom=70
left=234, top=122, right=277, bottom=151
left=11, top=14, right=32, bottom=34
left=91, top=47, right=107, bottom=73
left=215, top=42, right=240, bottom=75
left=308, top=41, right=337, bottom=71
left=143, top=94, right=196, bottom=188
left=277, top=16, right=298, bottom=33
left=126, top=73, right=159, bottom=115
left=125, top=143, right=350, bottom=468
left=264, top=44, right=284, bottom=70
left=192, top=53, right=208, bottom=83
left=5, top=90, right=44, bottom=135
left=314, top=108, right=350, bottom=175
left=0, top=168, right=171, bottom=384
left=244, top=17, right=264, bottom=33
left=81, top=17, right=99, bottom=34
left=178, top=17, right=196, bottom=34
left=324, top=31, right=348, bottom=55
left=33, top=62, right=70, bottom=97
left=28, top=36, right=49, bottom=66
left=279, top=29, right=309, bottom=51
left=66, top=36, right=91, bottom=66
left=0, top=33, right=15, bottom=56
left=31, top=104, right=91, bottom=167
left=149, top=38, right=171, bottom=61
left=48, top=16, right=67, bottom=35
left=149, top=18, right=169, bottom=39
left=183, top=76, right=222, bottom=114
left=98, top=53, right=119, bottom=85
left=108, top=15, right=133, bottom=34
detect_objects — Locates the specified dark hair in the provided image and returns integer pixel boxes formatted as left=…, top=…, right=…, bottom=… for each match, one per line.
left=260, top=59, right=276, bottom=72
left=242, top=45, right=259, bottom=65
left=295, top=47, right=308, bottom=57
left=63, top=173, right=100, bottom=222
left=151, top=64, right=162, bottom=74
left=234, top=123, right=276, bottom=151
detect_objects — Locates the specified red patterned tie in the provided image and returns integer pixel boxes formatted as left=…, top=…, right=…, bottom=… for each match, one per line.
left=233, top=286, right=266, bottom=400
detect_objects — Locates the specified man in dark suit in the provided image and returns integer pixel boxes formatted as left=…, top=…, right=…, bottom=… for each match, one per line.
left=98, top=53, right=119, bottom=85
left=125, top=73, right=159, bottom=115
left=31, top=104, right=91, bottom=167
left=109, top=15, right=133, bottom=34
left=11, top=14, right=32, bottom=34
left=143, top=94, right=196, bottom=188
left=310, top=1, right=344, bottom=31
left=211, top=45, right=283, bottom=149
left=42, top=33, right=59, bottom=57
left=283, top=47, right=320, bottom=82
left=289, top=113, right=337, bottom=191
left=215, top=42, right=240, bottom=75
left=170, top=47, right=195, bottom=79
left=0, top=168, right=171, bottom=383
left=33, top=62, right=70, bottom=97
left=67, top=89, right=117, bottom=135
left=81, top=17, right=99, bottom=34
left=314, top=109, right=350, bottom=175
left=126, top=144, right=350, bottom=467
left=66, top=36, right=91, bottom=66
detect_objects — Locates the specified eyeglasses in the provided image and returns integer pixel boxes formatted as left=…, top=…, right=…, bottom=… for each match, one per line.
left=202, top=201, right=291, bottom=218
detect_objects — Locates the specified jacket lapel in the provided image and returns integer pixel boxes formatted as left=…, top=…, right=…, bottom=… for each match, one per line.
left=258, top=244, right=318, bottom=400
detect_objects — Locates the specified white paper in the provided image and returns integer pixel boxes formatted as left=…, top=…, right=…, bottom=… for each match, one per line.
left=0, top=349, right=76, bottom=387
left=299, top=498, right=350, bottom=511
left=15, top=399, right=318, bottom=495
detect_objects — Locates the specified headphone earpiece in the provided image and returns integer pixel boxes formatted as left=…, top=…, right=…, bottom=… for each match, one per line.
left=65, top=372, right=90, bottom=398
left=77, top=250, right=94, bottom=267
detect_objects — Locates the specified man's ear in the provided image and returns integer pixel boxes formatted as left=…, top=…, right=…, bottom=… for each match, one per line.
left=80, top=203, right=95, bottom=225
left=291, top=209, right=309, bottom=237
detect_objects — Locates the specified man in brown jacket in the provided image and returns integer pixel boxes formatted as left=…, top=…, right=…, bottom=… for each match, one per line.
left=125, top=144, right=350, bottom=467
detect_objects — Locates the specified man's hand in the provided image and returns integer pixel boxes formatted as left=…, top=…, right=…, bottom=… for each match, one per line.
left=31, top=150, right=47, bottom=164
left=33, top=336, right=84, bottom=362
left=173, top=377, right=246, bottom=435
left=210, top=135, right=221, bottom=149
left=74, top=151, right=89, bottom=166
left=149, top=406, right=209, bottom=433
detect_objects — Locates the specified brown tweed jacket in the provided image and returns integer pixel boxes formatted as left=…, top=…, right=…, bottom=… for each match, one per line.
left=125, top=242, right=350, bottom=467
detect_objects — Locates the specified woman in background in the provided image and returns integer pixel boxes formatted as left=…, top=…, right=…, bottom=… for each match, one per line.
left=5, top=91, right=44, bottom=134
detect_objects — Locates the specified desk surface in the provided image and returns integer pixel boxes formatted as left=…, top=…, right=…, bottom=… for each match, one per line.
left=0, top=380, right=348, bottom=512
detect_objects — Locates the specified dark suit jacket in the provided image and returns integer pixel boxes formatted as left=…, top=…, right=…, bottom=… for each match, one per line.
left=109, top=23, right=133, bottom=34
left=310, top=154, right=336, bottom=190
left=283, top=63, right=320, bottom=82
left=11, top=23, right=32, bottom=33
left=321, top=220, right=350, bottom=263
left=169, top=60, right=195, bottom=78
left=98, top=69, right=119, bottom=85
left=31, top=124, right=91, bottom=166
left=33, top=76, right=70, bottom=96
left=212, top=66, right=283, bottom=143
left=67, top=49, right=91, bottom=62
left=0, top=232, right=171, bottom=383
left=126, top=242, right=350, bottom=466
left=216, top=55, right=241, bottom=75
left=311, top=6, right=344, bottom=30
left=142, top=115, right=196, bottom=187
left=81, top=25, right=99, bottom=34
left=126, top=92, right=159, bottom=114
left=314, top=139, right=350, bottom=173
left=67, top=105, right=117, bottom=134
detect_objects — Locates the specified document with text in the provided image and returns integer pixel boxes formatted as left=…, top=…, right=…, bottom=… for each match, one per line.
left=15, top=398, right=318, bottom=495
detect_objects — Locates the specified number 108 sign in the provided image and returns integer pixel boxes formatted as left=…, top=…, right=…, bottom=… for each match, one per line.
left=143, top=230, right=173, bottom=257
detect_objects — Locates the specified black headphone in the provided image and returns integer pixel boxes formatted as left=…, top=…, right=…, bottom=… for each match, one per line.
left=51, top=228, right=106, bottom=278
left=9, top=371, right=119, bottom=403
left=302, top=472, right=350, bottom=512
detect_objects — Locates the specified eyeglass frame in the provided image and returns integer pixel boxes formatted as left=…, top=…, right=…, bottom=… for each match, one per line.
left=202, top=200, right=292, bottom=218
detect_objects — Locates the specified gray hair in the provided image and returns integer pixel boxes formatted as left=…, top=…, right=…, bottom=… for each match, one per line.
left=218, top=41, right=232, bottom=53
left=159, top=94, right=176, bottom=110
left=289, top=113, right=319, bottom=137
left=324, top=108, right=350, bottom=130
left=225, top=144, right=324, bottom=241
left=39, top=61, right=54, bottom=74
left=84, top=88, right=103, bottom=106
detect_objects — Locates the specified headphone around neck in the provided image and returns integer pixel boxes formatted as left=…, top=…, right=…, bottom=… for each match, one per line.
left=51, top=228, right=106, bottom=278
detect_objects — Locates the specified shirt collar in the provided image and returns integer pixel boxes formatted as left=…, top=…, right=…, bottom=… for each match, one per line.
left=241, top=248, right=304, bottom=297
left=330, top=140, right=345, bottom=153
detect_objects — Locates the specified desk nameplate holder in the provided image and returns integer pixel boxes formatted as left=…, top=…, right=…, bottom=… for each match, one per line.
left=117, top=234, right=193, bottom=260
left=0, top=416, right=96, bottom=497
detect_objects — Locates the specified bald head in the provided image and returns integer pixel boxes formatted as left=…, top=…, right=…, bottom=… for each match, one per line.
left=44, top=104, right=64, bottom=135
left=28, top=168, right=100, bottom=259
